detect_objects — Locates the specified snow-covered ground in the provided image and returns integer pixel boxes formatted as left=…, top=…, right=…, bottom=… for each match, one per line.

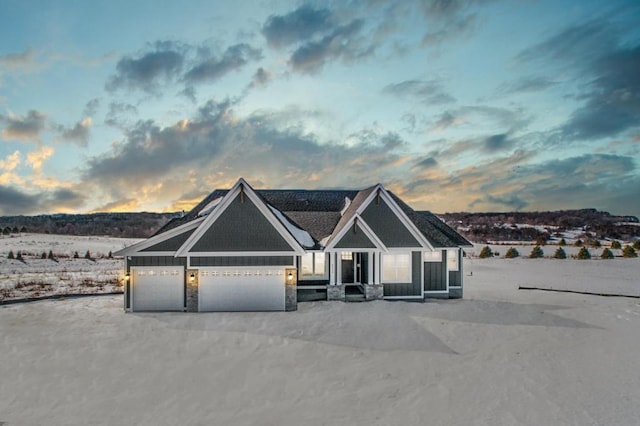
left=1, top=256, right=639, bottom=425
left=0, top=234, right=141, bottom=301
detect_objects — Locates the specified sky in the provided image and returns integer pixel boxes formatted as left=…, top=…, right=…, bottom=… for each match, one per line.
left=1, top=0, right=639, bottom=217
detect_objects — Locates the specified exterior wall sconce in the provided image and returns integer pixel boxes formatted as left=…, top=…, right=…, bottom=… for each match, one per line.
left=124, top=273, right=130, bottom=282
left=190, top=273, right=195, bottom=283
left=287, top=272, right=293, bottom=281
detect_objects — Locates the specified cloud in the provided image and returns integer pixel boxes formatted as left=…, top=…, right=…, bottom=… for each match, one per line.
left=0, top=185, right=85, bottom=215
left=105, top=102, right=138, bottom=128
left=26, top=145, right=54, bottom=173
left=413, top=156, right=438, bottom=169
left=83, top=98, right=100, bottom=117
left=82, top=98, right=412, bottom=209
left=249, top=67, right=271, bottom=88
left=56, top=117, right=92, bottom=146
left=383, top=79, right=455, bottom=104
left=497, top=76, right=558, bottom=94
left=483, top=133, right=511, bottom=152
left=0, top=48, right=37, bottom=70
left=0, top=109, right=46, bottom=142
left=184, top=43, right=262, bottom=84
left=105, top=41, right=185, bottom=93
left=0, top=151, right=21, bottom=171
left=262, top=5, right=334, bottom=48
left=561, top=44, right=640, bottom=141
left=429, top=106, right=527, bottom=133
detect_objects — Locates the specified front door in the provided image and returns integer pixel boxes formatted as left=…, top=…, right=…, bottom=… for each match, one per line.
left=341, top=252, right=354, bottom=283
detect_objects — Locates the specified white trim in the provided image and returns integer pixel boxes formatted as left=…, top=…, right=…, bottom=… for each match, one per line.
left=423, top=290, right=449, bottom=294
left=448, top=286, right=462, bottom=289
left=324, top=214, right=387, bottom=251
left=114, top=218, right=204, bottom=256
left=175, top=178, right=305, bottom=257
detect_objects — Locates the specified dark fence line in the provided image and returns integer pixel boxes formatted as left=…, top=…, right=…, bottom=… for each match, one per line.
left=0, top=292, right=123, bottom=305
left=518, top=286, right=640, bottom=299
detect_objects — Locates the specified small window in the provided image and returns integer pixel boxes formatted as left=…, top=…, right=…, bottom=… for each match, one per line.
left=424, top=251, right=442, bottom=262
left=301, top=253, right=314, bottom=277
left=447, top=250, right=459, bottom=271
left=341, top=252, right=353, bottom=260
left=382, top=253, right=411, bottom=283
left=314, top=253, right=326, bottom=277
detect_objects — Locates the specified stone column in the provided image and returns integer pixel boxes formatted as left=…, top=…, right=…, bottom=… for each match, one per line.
left=186, top=269, right=198, bottom=312
left=364, top=284, right=384, bottom=300
left=327, top=284, right=345, bottom=301
left=285, top=268, right=297, bottom=311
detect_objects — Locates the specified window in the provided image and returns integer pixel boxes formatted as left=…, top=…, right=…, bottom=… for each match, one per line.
left=447, top=250, right=459, bottom=271
left=424, top=251, right=442, bottom=262
left=300, top=253, right=327, bottom=279
left=341, top=252, right=353, bottom=260
left=382, top=253, right=410, bottom=283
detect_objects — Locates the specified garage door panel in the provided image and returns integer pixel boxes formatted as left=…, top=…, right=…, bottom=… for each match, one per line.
left=132, top=267, right=184, bottom=311
left=199, top=268, right=285, bottom=311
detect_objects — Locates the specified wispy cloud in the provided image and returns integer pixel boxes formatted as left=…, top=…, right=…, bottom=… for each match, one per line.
left=0, top=110, right=46, bottom=142
left=383, top=79, right=455, bottom=104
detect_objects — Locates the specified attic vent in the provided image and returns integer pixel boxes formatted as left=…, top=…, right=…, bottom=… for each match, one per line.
left=240, top=184, right=245, bottom=203
left=376, top=188, right=381, bottom=204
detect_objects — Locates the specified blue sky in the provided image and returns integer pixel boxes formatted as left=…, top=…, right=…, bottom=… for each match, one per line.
left=1, top=0, right=639, bottom=216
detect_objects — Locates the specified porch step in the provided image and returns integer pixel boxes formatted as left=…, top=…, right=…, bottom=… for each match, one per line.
left=345, top=293, right=366, bottom=302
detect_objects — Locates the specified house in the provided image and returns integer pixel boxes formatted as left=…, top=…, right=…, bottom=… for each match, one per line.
left=114, top=178, right=472, bottom=312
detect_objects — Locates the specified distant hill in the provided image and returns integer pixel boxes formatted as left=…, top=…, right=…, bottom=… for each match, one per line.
left=0, top=212, right=179, bottom=238
left=437, top=209, right=640, bottom=243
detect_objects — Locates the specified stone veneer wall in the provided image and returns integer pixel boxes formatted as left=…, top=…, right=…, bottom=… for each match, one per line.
left=285, top=281, right=297, bottom=311
left=327, top=285, right=345, bottom=301
left=364, top=284, right=384, bottom=301
left=186, top=269, right=198, bottom=312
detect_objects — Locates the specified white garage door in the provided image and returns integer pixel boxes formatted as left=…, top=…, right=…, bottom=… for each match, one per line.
left=199, top=267, right=285, bottom=311
left=131, top=267, right=184, bottom=311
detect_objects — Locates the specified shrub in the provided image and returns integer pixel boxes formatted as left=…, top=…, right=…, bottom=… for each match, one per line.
left=600, top=248, right=614, bottom=259
left=7, top=250, right=14, bottom=259
left=16, top=251, right=24, bottom=261
left=84, top=250, right=92, bottom=259
left=553, top=247, right=567, bottom=259
left=2, top=227, right=9, bottom=235
left=633, top=240, right=640, bottom=250
left=48, top=250, right=55, bottom=260
left=574, top=239, right=583, bottom=247
left=558, top=238, right=566, bottom=246
left=504, top=247, right=519, bottom=258
left=529, top=245, right=544, bottom=258
left=535, top=234, right=548, bottom=246
left=577, top=247, right=591, bottom=259
left=590, top=239, right=601, bottom=248
left=73, top=251, right=79, bottom=259
left=11, top=227, right=19, bottom=233
left=622, top=245, right=638, bottom=258
left=611, top=240, right=622, bottom=250
left=20, top=226, right=27, bottom=233
left=479, top=246, right=493, bottom=258
left=108, top=251, right=113, bottom=259
left=41, top=251, right=47, bottom=259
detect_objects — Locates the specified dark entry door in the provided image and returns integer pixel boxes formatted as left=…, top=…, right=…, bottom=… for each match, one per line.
left=341, top=257, right=354, bottom=283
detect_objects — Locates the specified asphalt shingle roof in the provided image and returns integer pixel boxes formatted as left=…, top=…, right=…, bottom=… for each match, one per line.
left=155, top=185, right=470, bottom=249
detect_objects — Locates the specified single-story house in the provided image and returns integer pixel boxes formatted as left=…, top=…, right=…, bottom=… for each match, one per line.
left=114, top=178, right=472, bottom=312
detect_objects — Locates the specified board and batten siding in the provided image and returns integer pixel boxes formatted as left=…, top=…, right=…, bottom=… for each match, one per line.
left=383, top=251, right=422, bottom=297
left=190, top=256, right=294, bottom=267
left=424, top=250, right=447, bottom=292
left=140, top=228, right=195, bottom=252
left=334, top=226, right=376, bottom=248
left=190, top=194, right=293, bottom=252
left=360, top=199, right=421, bottom=248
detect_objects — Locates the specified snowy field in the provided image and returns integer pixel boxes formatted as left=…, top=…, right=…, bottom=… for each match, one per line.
left=1, top=257, right=639, bottom=425
left=0, top=234, right=141, bottom=301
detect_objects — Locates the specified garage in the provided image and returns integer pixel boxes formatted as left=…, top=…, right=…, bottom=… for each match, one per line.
left=131, top=266, right=184, bottom=311
left=198, top=267, right=286, bottom=311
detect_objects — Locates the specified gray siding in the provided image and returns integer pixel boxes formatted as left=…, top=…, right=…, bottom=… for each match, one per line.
left=141, top=228, right=195, bottom=252
left=191, top=194, right=294, bottom=252
left=361, top=199, right=420, bottom=247
left=191, top=256, right=294, bottom=267
left=128, top=256, right=187, bottom=267
left=424, top=250, right=446, bottom=291
left=383, top=251, right=422, bottom=297
left=334, top=226, right=376, bottom=248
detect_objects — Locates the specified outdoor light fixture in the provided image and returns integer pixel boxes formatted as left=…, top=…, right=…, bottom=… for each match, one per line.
left=287, top=272, right=293, bottom=281
left=124, top=273, right=130, bottom=282
left=190, top=273, right=195, bottom=282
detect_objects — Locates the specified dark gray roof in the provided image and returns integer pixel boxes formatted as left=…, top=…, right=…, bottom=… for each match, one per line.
left=155, top=185, right=471, bottom=249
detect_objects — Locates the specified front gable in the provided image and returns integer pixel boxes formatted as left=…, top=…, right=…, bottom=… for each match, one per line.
left=176, top=179, right=304, bottom=256
left=190, top=193, right=294, bottom=252
left=360, top=196, right=421, bottom=248
left=141, top=228, right=196, bottom=252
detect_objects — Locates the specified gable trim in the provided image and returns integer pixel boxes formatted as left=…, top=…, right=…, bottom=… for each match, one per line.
left=356, top=185, right=435, bottom=250
left=175, top=178, right=305, bottom=257
left=325, top=214, right=387, bottom=251
left=113, top=217, right=204, bottom=257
